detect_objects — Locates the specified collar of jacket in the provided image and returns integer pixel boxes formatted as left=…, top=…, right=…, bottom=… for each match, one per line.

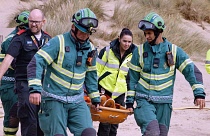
left=68, top=32, right=90, bottom=50
left=145, top=37, right=171, bottom=54
left=109, top=38, right=137, bottom=58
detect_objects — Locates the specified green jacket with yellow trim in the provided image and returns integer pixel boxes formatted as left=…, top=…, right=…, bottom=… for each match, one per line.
left=205, top=49, right=210, bottom=74
left=27, top=32, right=100, bottom=103
left=126, top=38, right=205, bottom=107
left=0, top=27, right=18, bottom=89
left=97, top=38, right=136, bottom=99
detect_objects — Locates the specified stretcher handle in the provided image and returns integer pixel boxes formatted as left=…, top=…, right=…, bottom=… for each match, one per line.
left=87, top=103, right=133, bottom=114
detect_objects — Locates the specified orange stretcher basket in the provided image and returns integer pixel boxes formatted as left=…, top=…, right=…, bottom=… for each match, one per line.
left=85, top=94, right=131, bottom=124
left=89, top=104, right=130, bottom=124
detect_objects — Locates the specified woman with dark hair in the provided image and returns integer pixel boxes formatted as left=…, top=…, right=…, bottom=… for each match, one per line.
left=96, top=28, right=137, bottom=136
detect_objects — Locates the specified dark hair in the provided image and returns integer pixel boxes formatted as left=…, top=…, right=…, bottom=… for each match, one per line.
left=119, top=28, right=133, bottom=39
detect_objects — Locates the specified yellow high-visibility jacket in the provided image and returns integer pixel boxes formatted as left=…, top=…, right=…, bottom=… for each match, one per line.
left=96, top=39, right=136, bottom=99
left=205, top=49, right=210, bottom=74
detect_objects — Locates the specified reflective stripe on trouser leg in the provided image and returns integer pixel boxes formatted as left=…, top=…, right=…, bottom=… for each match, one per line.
left=3, top=127, right=18, bottom=136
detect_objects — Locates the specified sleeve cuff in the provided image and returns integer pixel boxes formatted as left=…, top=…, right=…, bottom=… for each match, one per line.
left=195, top=95, right=205, bottom=99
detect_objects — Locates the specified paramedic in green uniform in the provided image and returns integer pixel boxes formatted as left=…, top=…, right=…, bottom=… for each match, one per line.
left=0, top=11, right=29, bottom=136
left=126, top=12, right=206, bottom=136
left=27, top=8, right=100, bottom=136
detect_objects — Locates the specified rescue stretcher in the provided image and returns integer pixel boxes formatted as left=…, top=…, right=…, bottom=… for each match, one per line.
left=84, top=94, right=132, bottom=124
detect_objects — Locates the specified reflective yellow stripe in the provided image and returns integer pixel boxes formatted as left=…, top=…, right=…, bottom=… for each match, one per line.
left=127, top=90, right=135, bottom=96
left=4, top=134, right=16, bottom=136
left=138, top=44, right=144, bottom=68
left=37, top=49, right=53, bottom=64
left=57, top=35, right=65, bottom=66
left=8, top=66, right=14, bottom=70
left=90, top=42, right=95, bottom=50
left=139, top=78, right=173, bottom=91
left=112, top=92, right=123, bottom=98
left=106, top=46, right=110, bottom=61
left=70, top=82, right=83, bottom=90
left=127, top=61, right=141, bottom=72
left=88, top=92, right=100, bottom=99
left=3, top=126, right=18, bottom=132
left=96, top=58, right=106, bottom=66
left=52, top=63, right=86, bottom=79
left=28, top=79, right=42, bottom=86
left=87, top=65, right=96, bottom=71
left=3, top=34, right=15, bottom=42
left=50, top=73, right=83, bottom=90
left=137, top=44, right=177, bottom=79
left=170, top=44, right=177, bottom=71
left=178, top=58, right=192, bottom=73
left=0, top=54, right=5, bottom=58
left=192, top=84, right=204, bottom=90
left=140, top=70, right=174, bottom=80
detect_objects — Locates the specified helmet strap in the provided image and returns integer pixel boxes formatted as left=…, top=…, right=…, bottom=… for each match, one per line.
left=71, top=27, right=89, bottom=44
left=146, top=30, right=161, bottom=45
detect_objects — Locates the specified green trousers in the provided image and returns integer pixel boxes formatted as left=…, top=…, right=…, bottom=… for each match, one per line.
left=134, top=99, right=172, bottom=136
left=0, top=86, right=19, bottom=136
left=39, top=99, right=93, bottom=136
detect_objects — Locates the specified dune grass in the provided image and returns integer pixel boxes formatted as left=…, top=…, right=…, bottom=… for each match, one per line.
left=6, top=0, right=210, bottom=59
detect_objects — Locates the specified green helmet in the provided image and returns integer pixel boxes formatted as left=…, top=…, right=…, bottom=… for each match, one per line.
left=15, top=11, right=30, bottom=26
left=72, top=8, right=98, bottom=34
left=138, top=12, right=165, bottom=31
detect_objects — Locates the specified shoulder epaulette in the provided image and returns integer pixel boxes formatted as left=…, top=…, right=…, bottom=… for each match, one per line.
left=17, top=29, right=26, bottom=35
left=43, top=31, right=51, bottom=37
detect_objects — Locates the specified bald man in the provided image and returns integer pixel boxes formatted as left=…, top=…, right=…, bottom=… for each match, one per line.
left=0, top=9, right=51, bottom=136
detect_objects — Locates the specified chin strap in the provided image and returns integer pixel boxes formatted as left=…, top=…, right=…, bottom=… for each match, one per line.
left=147, top=31, right=160, bottom=45
left=146, top=29, right=162, bottom=45
left=71, top=27, right=89, bottom=43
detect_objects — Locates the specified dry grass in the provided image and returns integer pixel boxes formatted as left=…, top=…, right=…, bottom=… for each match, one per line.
left=176, top=0, right=210, bottom=24
left=6, top=0, right=210, bottom=57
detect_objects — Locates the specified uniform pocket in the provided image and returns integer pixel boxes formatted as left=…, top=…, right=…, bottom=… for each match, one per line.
left=0, top=87, right=15, bottom=102
left=143, top=63, right=151, bottom=73
left=38, top=100, right=52, bottom=134
left=134, top=99, right=150, bottom=126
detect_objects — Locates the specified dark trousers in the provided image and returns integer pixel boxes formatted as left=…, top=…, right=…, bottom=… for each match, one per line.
left=16, top=81, right=43, bottom=136
left=97, top=93, right=125, bottom=136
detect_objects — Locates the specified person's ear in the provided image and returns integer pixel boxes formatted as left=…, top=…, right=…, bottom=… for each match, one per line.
left=71, top=24, right=75, bottom=30
left=42, top=19, right=46, bottom=25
